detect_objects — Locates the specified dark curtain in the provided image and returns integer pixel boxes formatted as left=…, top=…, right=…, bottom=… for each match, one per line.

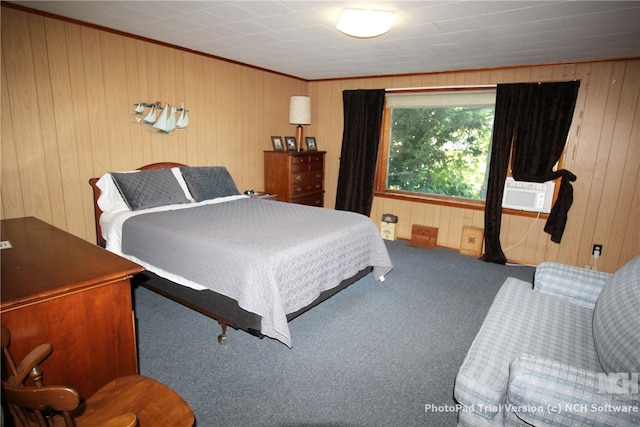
left=335, top=89, right=386, bottom=215
left=482, top=81, right=580, bottom=264
left=481, top=85, right=525, bottom=264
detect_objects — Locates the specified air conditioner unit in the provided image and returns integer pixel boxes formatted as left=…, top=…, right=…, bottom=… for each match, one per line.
left=502, top=177, right=555, bottom=213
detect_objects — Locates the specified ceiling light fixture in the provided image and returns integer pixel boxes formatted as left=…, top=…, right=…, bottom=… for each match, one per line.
left=336, top=8, right=395, bottom=38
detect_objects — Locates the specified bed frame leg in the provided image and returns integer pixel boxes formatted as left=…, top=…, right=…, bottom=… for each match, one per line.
left=217, top=322, right=228, bottom=345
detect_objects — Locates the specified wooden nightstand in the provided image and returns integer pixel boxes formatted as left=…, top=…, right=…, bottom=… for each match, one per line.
left=250, top=191, right=278, bottom=200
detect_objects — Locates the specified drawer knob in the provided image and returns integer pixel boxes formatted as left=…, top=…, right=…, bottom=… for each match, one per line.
left=296, top=187, right=302, bottom=192
left=295, top=175, right=302, bottom=181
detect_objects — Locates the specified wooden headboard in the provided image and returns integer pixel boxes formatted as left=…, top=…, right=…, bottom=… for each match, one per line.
left=88, top=162, right=187, bottom=247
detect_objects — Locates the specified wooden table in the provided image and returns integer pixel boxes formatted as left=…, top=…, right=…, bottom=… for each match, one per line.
left=249, top=191, right=279, bottom=200
left=1, top=217, right=144, bottom=398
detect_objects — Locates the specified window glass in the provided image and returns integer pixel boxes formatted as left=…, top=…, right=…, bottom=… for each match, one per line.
left=383, top=89, right=496, bottom=200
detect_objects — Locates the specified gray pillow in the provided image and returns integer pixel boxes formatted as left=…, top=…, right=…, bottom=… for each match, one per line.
left=179, top=166, right=240, bottom=202
left=111, top=169, right=190, bottom=211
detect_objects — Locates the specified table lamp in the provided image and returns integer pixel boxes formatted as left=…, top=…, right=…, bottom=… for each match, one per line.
left=289, top=96, right=311, bottom=151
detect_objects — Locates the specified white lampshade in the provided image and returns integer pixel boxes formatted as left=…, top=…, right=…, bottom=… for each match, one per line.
left=289, top=96, right=311, bottom=125
left=336, top=8, right=395, bottom=38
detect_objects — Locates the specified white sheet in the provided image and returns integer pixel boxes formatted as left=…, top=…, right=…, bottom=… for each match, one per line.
left=101, top=194, right=249, bottom=291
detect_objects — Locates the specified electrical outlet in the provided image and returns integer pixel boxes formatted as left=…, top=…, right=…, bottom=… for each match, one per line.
left=592, top=244, right=603, bottom=256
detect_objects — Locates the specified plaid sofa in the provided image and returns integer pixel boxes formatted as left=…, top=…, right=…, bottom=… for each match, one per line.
left=454, top=256, right=640, bottom=426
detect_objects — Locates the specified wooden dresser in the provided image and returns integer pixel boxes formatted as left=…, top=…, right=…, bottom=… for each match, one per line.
left=0, top=217, right=143, bottom=398
left=264, top=151, right=326, bottom=207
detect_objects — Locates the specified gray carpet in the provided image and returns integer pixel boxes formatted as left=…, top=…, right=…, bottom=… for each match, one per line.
left=134, top=240, right=535, bottom=426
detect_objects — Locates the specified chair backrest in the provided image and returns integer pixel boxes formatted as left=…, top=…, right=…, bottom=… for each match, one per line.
left=592, top=256, right=640, bottom=373
left=1, top=324, right=18, bottom=377
left=1, top=325, right=80, bottom=427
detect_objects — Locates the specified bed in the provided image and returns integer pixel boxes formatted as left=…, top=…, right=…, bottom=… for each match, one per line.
left=89, top=162, right=393, bottom=347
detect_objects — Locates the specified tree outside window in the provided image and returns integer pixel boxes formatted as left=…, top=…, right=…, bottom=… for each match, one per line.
left=380, top=89, right=496, bottom=202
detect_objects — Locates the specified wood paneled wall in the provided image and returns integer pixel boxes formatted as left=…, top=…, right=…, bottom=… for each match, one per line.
left=309, top=61, right=640, bottom=272
left=2, top=6, right=638, bottom=272
left=1, top=6, right=306, bottom=241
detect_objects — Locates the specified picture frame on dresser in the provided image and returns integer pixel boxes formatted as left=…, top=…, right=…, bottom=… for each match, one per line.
left=305, top=137, right=317, bottom=151
left=285, top=136, right=297, bottom=151
left=271, top=136, right=284, bottom=151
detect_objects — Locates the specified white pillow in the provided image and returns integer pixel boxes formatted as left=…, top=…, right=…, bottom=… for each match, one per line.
left=96, top=172, right=130, bottom=213
left=171, top=167, right=195, bottom=202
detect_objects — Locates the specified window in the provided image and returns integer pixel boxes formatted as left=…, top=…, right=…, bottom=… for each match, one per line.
left=377, top=88, right=497, bottom=206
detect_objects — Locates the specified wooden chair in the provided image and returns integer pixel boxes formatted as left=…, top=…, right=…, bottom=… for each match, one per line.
left=1, top=325, right=194, bottom=427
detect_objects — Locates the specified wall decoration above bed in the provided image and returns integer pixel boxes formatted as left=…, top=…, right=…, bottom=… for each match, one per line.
left=133, top=101, right=189, bottom=134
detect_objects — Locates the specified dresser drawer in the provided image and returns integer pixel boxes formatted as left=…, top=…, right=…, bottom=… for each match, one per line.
left=291, top=162, right=309, bottom=173
left=290, top=156, right=309, bottom=171
left=292, top=182, right=323, bottom=196
left=292, top=193, right=324, bottom=207
left=291, top=155, right=323, bottom=173
left=291, top=171, right=322, bottom=194
left=309, top=155, right=324, bottom=171
left=291, top=170, right=323, bottom=185
left=291, top=156, right=309, bottom=164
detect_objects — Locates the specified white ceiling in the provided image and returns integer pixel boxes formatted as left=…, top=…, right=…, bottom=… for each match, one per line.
left=11, top=1, right=640, bottom=80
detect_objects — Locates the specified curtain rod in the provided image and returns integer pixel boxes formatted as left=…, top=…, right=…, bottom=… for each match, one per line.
left=386, top=84, right=497, bottom=93
left=386, top=80, right=579, bottom=93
